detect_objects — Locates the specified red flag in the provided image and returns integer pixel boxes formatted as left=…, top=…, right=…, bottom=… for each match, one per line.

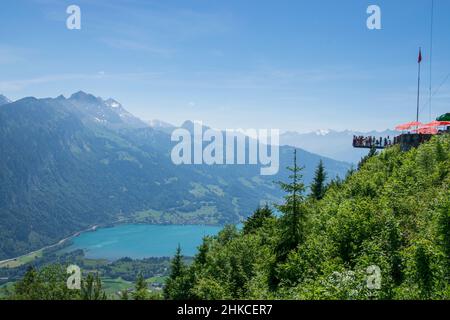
left=418, top=48, right=422, bottom=63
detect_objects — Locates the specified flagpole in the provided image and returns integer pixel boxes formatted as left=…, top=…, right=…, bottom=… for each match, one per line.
left=416, top=47, right=421, bottom=125
left=429, top=0, right=434, bottom=121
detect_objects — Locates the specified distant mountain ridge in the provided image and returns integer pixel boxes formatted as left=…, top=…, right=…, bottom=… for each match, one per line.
left=148, top=119, right=397, bottom=164
left=0, top=94, right=11, bottom=106
left=280, top=129, right=398, bottom=164
left=0, top=92, right=351, bottom=259
left=148, top=119, right=174, bottom=129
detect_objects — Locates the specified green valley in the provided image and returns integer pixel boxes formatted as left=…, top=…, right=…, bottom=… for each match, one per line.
left=2, top=134, right=449, bottom=300
left=0, top=93, right=350, bottom=260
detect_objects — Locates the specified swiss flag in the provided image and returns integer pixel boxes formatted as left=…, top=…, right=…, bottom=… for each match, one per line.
left=418, top=48, right=422, bottom=64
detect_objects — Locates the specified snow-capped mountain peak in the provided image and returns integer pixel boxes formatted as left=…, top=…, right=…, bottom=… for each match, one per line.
left=280, top=128, right=397, bottom=164
left=105, top=98, right=122, bottom=109
left=65, top=91, right=148, bottom=129
left=0, top=94, right=12, bottom=106
left=315, top=129, right=330, bottom=136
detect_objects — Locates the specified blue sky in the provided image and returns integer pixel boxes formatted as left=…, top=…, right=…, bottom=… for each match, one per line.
left=0, top=0, right=449, bottom=132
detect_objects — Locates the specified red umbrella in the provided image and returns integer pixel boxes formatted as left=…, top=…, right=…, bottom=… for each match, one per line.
left=395, top=121, right=422, bottom=131
left=415, top=127, right=438, bottom=134
left=420, top=120, right=450, bottom=128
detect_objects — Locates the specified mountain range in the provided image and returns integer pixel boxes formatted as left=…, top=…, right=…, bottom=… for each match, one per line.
left=0, top=92, right=351, bottom=260
left=279, top=129, right=398, bottom=164
left=147, top=119, right=398, bottom=164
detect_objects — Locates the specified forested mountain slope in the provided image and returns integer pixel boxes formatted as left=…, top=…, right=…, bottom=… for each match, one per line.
left=0, top=93, right=350, bottom=260
left=166, top=135, right=450, bottom=300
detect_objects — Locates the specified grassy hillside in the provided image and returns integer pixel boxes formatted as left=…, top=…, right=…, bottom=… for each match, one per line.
left=165, top=134, right=450, bottom=300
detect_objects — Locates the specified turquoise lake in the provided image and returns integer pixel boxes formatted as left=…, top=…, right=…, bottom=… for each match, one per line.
left=63, top=224, right=223, bottom=260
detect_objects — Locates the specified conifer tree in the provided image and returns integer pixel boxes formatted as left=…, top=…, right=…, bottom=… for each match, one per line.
left=164, top=245, right=190, bottom=299
left=275, top=149, right=307, bottom=263
left=120, top=289, right=129, bottom=300
left=81, top=273, right=107, bottom=300
left=195, top=238, right=210, bottom=265
left=170, top=245, right=185, bottom=279
left=243, top=204, right=273, bottom=235
left=268, top=150, right=308, bottom=289
left=310, top=160, right=327, bottom=200
left=133, top=273, right=148, bottom=300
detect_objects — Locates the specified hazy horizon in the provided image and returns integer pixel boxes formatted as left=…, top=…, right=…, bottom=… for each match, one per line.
left=1, top=0, right=449, bottom=132
left=1, top=90, right=402, bottom=134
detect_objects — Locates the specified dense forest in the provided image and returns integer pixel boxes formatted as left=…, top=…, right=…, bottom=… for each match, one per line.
left=3, top=134, right=450, bottom=300
left=163, top=134, right=450, bottom=300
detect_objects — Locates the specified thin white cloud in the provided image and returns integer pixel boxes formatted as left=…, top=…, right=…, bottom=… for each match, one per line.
left=0, top=71, right=165, bottom=91
left=100, top=38, right=174, bottom=56
left=0, top=73, right=108, bottom=91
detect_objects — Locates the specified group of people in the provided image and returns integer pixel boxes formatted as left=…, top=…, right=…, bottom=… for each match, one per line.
left=353, top=135, right=393, bottom=148
left=438, top=127, right=450, bottom=134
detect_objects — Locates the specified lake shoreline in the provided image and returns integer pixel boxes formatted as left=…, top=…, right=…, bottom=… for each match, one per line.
left=62, top=223, right=225, bottom=260
left=0, top=219, right=230, bottom=267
